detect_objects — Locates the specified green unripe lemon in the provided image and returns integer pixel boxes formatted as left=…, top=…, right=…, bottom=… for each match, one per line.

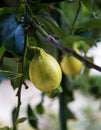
left=29, top=47, right=62, bottom=92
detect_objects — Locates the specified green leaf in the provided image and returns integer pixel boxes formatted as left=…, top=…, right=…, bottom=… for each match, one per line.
left=0, top=7, right=13, bottom=15
left=66, top=108, right=76, bottom=120
left=0, top=44, right=6, bottom=60
left=12, top=107, right=17, bottom=126
left=1, top=57, right=22, bottom=84
left=77, top=19, right=101, bottom=31
left=80, top=0, right=93, bottom=13
left=2, top=57, right=19, bottom=72
left=35, top=102, right=44, bottom=114
left=17, top=117, right=27, bottom=124
left=1, top=126, right=9, bottom=130
left=11, top=77, right=21, bottom=89
left=27, top=104, right=38, bottom=129
left=36, top=15, right=66, bottom=40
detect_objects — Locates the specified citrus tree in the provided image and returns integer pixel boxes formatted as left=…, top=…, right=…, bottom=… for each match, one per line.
left=0, top=0, right=101, bottom=130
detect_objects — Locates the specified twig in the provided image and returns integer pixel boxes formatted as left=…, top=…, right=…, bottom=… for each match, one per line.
left=13, top=1, right=29, bottom=129
left=23, top=81, right=29, bottom=89
left=46, top=35, right=101, bottom=72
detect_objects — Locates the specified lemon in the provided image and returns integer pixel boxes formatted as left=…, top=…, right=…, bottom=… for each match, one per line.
left=29, top=47, right=62, bottom=92
left=60, top=45, right=83, bottom=77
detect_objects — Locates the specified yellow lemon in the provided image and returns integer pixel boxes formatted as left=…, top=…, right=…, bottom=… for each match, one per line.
left=29, top=47, right=62, bottom=92
left=60, top=47, right=83, bottom=77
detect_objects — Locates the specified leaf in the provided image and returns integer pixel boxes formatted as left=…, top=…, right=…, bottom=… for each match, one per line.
left=1, top=126, right=9, bottom=130
left=12, top=107, right=17, bottom=126
left=80, top=0, right=93, bottom=13
left=0, top=44, right=6, bottom=60
left=0, top=7, right=13, bottom=14
left=35, top=102, right=44, bottom=114
left=11, top=77, right=21, bottom=89
left=29, top=2, right=48, bottom=14
left=0, top=57, right=22, bottom=83
left=2, top=57, right=22, bottom=76
left=27, top=104, right=38, bottom=129
left=17, top=117, right=27, bottom=124
left=77, top=19, right=101, bottom=31
left=36, top=14, right=66, bottom=40
left=66, top=107, right=76, bottom=120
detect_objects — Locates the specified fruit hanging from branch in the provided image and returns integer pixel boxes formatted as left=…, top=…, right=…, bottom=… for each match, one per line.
left=29, top=47, right=62, bottom=92
left=60, top=43, right=83, bottom=77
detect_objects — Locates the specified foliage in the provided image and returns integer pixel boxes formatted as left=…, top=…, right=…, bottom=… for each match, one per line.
left=0, top=0, right=101, bottom=130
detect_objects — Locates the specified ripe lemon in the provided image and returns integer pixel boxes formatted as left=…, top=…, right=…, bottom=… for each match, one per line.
left=29, top=47, right=62, bottom=92
left=60, top=46, right=83, bottom=77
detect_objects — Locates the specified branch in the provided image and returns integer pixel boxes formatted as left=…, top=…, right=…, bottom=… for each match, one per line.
left=46, top=35, right=101, bottom=72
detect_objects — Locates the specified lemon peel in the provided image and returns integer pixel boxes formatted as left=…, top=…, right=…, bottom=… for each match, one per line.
left=29, top=47, right=62, bottom=92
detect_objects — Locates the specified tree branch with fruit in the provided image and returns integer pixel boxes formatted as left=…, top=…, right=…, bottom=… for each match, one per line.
left=46, top=35, right=101, bottom=72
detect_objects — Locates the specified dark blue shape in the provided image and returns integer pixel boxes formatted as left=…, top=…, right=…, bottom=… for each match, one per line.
left=15, top=25, right=24, bottom=54
left=0, top=14, right=24, bottom=55
left=75, top=29, right=92, bottom=38
left=80, top=30, right=92, bottom=38
left=0, top=14, right=17, bottom=46
left=0, top=74, right=5, bottom=81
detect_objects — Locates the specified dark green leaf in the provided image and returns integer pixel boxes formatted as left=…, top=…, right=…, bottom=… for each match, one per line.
left=66, top=108, right=76, bottom=120
left=29, top=2, right=48, bottom=14
left=0, top=7, right=13, bottom=14
left=12, top=107, right=17, bottom=126
left=27, top=104, right=38, bottom=129
left=36, top=102, right=44, bottom=114
left=11, top=77, right=21, bottom=89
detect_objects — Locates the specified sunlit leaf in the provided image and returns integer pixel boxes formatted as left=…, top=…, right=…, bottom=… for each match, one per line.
left=0, top=126, right=9, bottom=130
left=80, top=0, right=93, bottom=13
